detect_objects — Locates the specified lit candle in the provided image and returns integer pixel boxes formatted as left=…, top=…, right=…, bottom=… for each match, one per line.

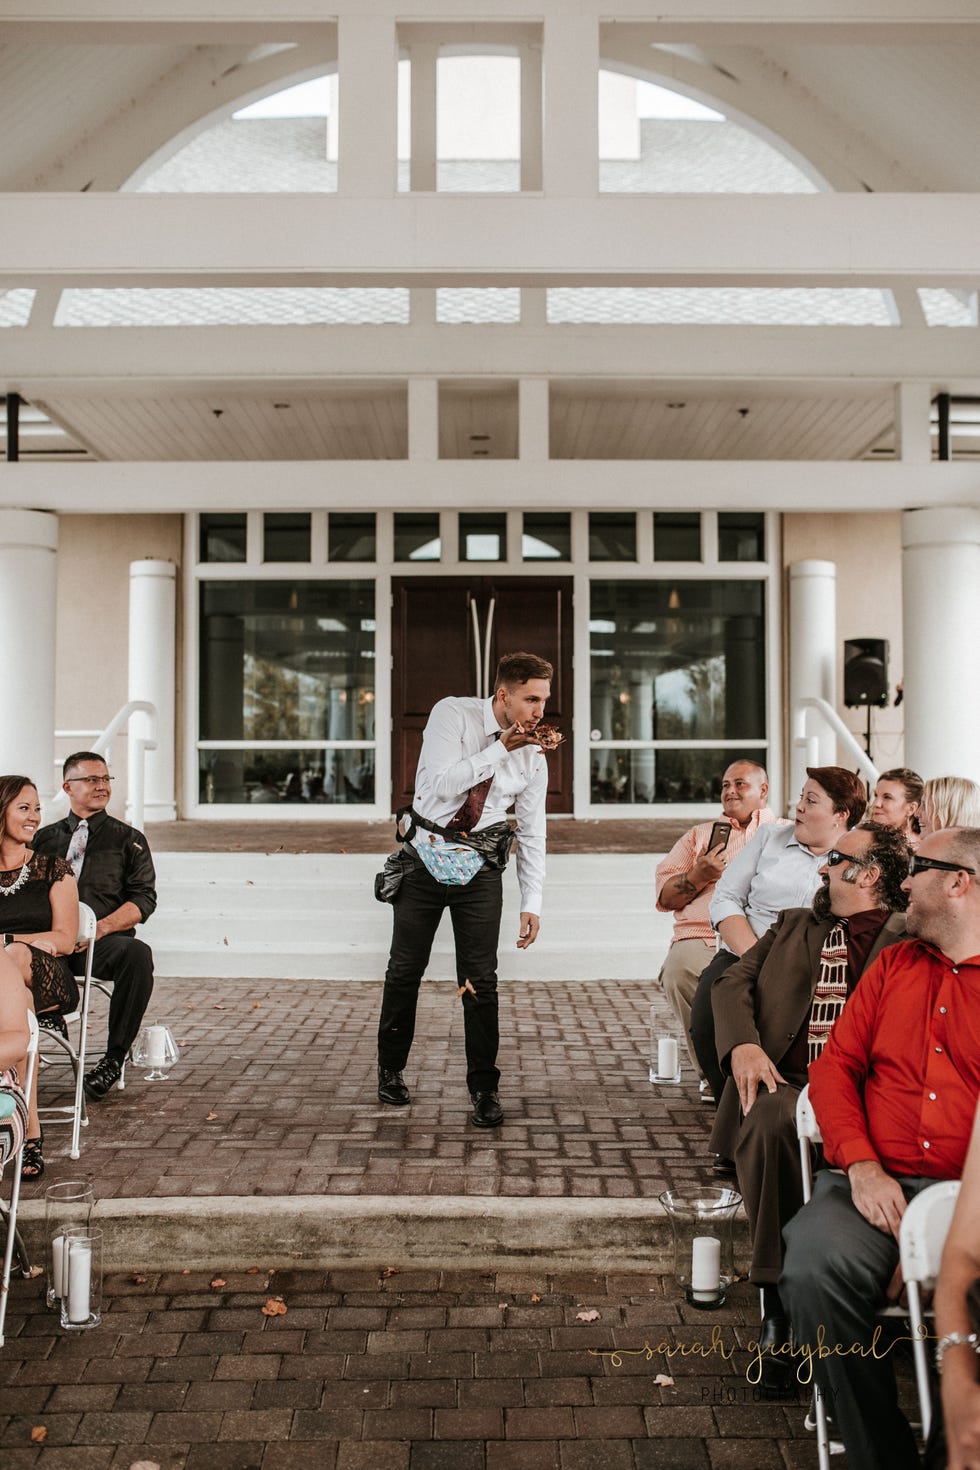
left=67, top=1238, right=92, bottom=1324
left=690, top=1235, right=722, bottom=1303
left=146, top=1026, right=167, bottom=1066
left=52, top=1234, right=67, bottom=1298
left=657, top=1037, right=679, bottom=1078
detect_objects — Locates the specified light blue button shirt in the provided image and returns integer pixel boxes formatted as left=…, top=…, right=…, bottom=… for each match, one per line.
left=709, top=823, right=826, bottom=951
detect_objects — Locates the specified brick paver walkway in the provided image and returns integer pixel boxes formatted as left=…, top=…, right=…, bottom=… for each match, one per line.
left=1, top=1264, right=908, bottom=1470
left=34, top=980, right=710, bottom=1201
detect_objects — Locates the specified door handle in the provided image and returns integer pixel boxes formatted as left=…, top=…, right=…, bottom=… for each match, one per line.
left=482, top=596, right=496, bottom=702
left=470, top=598, right=483, bottom=697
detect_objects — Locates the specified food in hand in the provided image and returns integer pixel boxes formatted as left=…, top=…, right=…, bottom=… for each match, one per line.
left=534, top=724, right=564, bottom=749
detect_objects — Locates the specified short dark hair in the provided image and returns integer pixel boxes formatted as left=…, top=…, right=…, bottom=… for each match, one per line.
left=877, top=768, right=924, bottom=806
left=0, top=775, right=37, bottom=842
left=494, top=652, right=553, bottom=690
left=63, top=751, right=107, bottom=781
left=806, top=766, right=868, bottom=829
left=854, top=820, right=910, bottom=911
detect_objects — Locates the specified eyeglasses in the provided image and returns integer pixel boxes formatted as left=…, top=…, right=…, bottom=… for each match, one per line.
left=65, top=776, right=114, bottom=786
left=907, top=853, right=977, bottom=879
left=823, top=849, right=868, bottom=868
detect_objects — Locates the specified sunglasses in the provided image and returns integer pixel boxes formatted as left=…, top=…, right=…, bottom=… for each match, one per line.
left=823, top=849, right=869, bottom=868
left=907, top=853, right=977, bottom=879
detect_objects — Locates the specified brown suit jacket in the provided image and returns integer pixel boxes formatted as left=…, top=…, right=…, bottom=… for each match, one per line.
left=708, top=905, right=907, bottom=1160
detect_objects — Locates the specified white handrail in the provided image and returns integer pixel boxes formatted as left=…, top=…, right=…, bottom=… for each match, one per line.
left=793, top=696, right=879, bottom=788
left=50, top=700, right=158, bottom=830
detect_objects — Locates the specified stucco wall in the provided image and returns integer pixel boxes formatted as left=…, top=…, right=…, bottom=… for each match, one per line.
left=55, top=514, right=183, bottom=802
left=782, top=511, right=905, bottom=778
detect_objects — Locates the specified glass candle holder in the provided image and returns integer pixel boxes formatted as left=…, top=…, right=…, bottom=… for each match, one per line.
left=59, top=1228, right=103, bottom=1330
left=649, top=1007, right=682, bottom=1084
left=44, top=1181, right=95, bottom=1310
left=658, top=1187, right=742, bottom=1310
left=132, top=1023, right=179, bottom=1081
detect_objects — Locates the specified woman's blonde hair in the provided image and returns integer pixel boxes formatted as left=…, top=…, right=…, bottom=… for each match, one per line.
left=920, top=775, right=980, bottom=832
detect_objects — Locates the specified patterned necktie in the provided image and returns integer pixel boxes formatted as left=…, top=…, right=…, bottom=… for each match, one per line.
left=807, top=919, right=849, bottom=1063
left=447, top=735, right=500, bottom=836
left=66, top=819, right=89, bottom=878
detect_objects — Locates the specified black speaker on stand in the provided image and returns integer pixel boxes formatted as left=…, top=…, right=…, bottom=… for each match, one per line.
left=843, top=638, right=889, bottom=758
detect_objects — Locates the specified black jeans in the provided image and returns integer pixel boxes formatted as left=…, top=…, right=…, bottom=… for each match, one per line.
left=689, top=948, right=739, bottom=1103
left=377, top=852, right=503, bottom=1094
left=70, top=933, right=154, bottom=1064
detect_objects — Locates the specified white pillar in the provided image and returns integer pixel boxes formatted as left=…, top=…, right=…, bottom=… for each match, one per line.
left=519, top=42, right=543, bottom=192
left=519, top=378, right=549, bottom=461
left=542, top=14, right=598, bottom=196
left=902, top=507, right=980, bottom=782
left=788, top=559, right=837, bottom=806
left=337, top=14, right=398, bottom=197
left=0, top=510, right=57, bottom=804
left=409, top=41, right=438, bottom=192
left=128, top=560, right=176, bottom=824
left=895, top=382, right=932, bottom=465
left=408, top=377, right=440, bottom=461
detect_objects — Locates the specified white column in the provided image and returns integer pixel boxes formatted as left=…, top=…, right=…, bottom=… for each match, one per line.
left=895, top=382, right=932, bottom=465
left=788, top=559, right=837, bottom=805
left=519, top=42, right=543, bottom=192
left=409, top=41, right=438, bottom=192
left=902, top=507, right=980, bottom=782
left=408, top=377, right=440, bottom=461
left=542, top=14, right=598, bottom=197
left=337, top=14, right=398, bottom=197
left=0, top=510, right=57, bottom=804
left=128, top=560, right=176, bottom=824
left=519, top=378, right=549, bottom=461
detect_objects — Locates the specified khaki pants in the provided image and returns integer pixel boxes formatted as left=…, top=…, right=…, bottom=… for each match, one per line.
left=657, top=937, right=714, bottom=1076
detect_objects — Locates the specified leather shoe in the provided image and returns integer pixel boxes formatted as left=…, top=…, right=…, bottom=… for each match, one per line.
left=470, top=1091, right=503, bottom=1128
left=377, top=1065, right=410, bottom=1106
left=757, top=1312, right=793, bottom=1392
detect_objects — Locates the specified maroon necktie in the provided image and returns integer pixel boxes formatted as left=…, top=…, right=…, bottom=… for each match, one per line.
left=447, top=734, right=499, bottom=834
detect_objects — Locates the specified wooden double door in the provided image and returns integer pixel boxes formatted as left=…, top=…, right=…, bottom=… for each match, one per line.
left=391, top=576, right=573, bottom=814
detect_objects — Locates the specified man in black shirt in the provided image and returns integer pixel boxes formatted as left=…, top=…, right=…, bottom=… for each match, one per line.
left=34, top=751, right=157, bottom=1100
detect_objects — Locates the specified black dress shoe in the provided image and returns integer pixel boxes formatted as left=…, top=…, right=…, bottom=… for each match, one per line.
left=757, top=1312, right=793, bottom=1392
left=377, top=1066, right=410, bottom=1106
left=470, top=1091, right=503, bottom=1128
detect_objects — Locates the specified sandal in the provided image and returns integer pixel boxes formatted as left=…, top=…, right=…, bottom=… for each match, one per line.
left=20, top=1133, right=44, bottom=1182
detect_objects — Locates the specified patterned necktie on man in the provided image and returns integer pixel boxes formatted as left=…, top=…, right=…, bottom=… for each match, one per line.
left=66, top=818, right=89, bottom=879
left=806, top=919, right=849, bottom=1062
left=446, top=733, right=501, bottom=836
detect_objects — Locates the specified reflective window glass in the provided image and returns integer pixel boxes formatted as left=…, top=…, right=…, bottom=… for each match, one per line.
left=654, top=512, right=701, bottom=562
left=460, top=512, right=506, bottom=562
left=329, top=513, right=377, bottom=562
left=589, top=512, right=636, bottom=561
left=200, top=513, right=247, bottom=563
left=263, top=512, right=311, bottom=563
left=719, top=512, right=766, bottom=562
left=394, top=513, right=441, bottom=561
left=522, top=513, right=571, bottom=561
left=590, top=747, right=768, bottom=806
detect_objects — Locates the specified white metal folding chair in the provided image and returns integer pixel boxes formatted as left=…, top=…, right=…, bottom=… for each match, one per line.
left=89, top=970, right=128, bottom=1091
left=796, top=1083, right=841, bottom=1470
left=899, top=1178, right=961, bottom=1441
left=37, top=901, right=96, bottom=1159
left=0, top=1011, right=40, bottom=1347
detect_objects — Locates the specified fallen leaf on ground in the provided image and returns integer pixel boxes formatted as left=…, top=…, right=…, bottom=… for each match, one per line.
left=181, top=1269, right=190, bottom=1276
left=251, top=1001, right=261, bottom=1010
left=498, top=1303, right=508, bottom=1311
left=210, top=1277, right=226, bottom=1289
left=654, top=1373, right=675, bottom=1387
left=575, top=1309, right=601, bottom=1322
left=245, top=880, right=254, bottom=886
left=222, top=937, right=229, bottom=945
left=30, top=1427, right=47, bottom=1444
left=212, top=1005, right=226, bottom=1011
left=262, top=1296, right=287, bottom=1316
left=381, top=1267, right=398, bottom=1279
left=27, top=1265, right=43, bottom=1279
left=206, top=1112, right=219, bottom=1121
left=530, top=1293, right=542, bottom=1303
left=132, top=1273, right=148, bottom=1284
left=247, top=1266, right=259, bottom=1274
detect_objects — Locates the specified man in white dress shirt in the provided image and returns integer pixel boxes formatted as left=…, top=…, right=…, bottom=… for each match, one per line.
left=376, top=652, right=552, bottom=1128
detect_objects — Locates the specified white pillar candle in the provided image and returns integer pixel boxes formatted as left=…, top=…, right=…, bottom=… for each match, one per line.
left=67, top=1239, right=92, bottom=1324
left=657, top=1037, right=679, bottom=1078
left=146, top=1026, right=167, bottom=1066
left=690, top=1235, right=722, bottom=1301
left=52, top=1234, right=67, bottom=1298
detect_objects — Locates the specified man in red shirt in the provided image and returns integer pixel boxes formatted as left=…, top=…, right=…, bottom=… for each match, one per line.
left=780, top=826, right=980, bottom=1470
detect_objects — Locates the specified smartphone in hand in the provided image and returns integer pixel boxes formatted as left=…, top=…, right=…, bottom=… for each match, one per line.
left=708, top=821, right=732, bottom=852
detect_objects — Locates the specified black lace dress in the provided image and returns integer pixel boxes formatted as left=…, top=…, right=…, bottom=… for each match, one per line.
left=0, top=852, right=80, bottom=1016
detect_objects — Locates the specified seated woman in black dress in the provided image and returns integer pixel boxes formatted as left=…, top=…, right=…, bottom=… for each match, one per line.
left=0, top=774, right=80, bottom=1181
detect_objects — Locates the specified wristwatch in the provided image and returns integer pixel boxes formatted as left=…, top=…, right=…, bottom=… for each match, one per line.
left=935, top=1331, right=980, bottom=1373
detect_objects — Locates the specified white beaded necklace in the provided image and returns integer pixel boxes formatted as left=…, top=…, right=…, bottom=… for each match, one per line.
left=0, top=856, right=31, bottom=898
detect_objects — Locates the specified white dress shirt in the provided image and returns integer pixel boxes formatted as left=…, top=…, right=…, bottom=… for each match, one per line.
left=411, top=696, right=548, bottom=914
left=708, top=822, right=826, bottom=951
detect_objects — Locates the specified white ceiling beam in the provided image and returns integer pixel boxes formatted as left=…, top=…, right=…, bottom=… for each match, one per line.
left=4, top=195, right=980, bottom=287
left=4, top=324, right=980, bottom=387
left=3, top=457, right=980, bottom=515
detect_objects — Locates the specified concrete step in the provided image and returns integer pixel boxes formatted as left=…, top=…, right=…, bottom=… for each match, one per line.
left=150, top=852, right=674, bottom=981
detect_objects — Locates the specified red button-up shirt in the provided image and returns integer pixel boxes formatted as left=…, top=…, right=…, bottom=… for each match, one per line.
left=809, top=937, right=980, bottom=1178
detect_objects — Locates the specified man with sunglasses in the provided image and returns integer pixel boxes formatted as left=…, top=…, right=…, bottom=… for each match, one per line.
left=710, top=820, right=910, bottom=1384
left=34, top=751, right=157, bottom=1101
left=781, top=826, right=980, bottom=1470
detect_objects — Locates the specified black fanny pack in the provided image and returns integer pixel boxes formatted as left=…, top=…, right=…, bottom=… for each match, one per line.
left=396, top=806, right=516, bottom=870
